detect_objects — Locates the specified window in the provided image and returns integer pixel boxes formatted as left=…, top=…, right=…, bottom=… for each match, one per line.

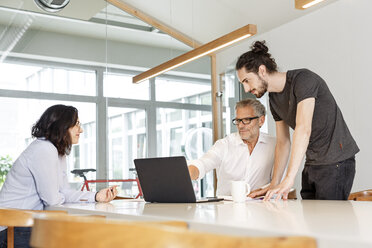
left=108, top=107, right=147, bottom=180
left=0, top=58, right=214, bottom=197
left=0, top=3, right=214, bottom=197
left=0, top=62, right=96, bottom=96
left=157, top=108, right=212, bottom=157
left=104, top=73, right=149, bottom=100
left=0, top=97, right=96, bottom=184
left=155, top=78, right=211, bottom=104
left=156, top=108, right=214, bottom=197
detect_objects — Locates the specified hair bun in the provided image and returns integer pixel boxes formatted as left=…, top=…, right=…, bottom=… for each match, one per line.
left=251, top=40, right=268, bottom=55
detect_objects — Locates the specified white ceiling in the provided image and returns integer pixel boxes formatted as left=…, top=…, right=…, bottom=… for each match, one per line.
left=119, top=0, right=340, bottom=44
left=0, top=0, right=340, bottom=52
left=0, top=3, right=190, bottom=51
left=0, top=0, right=106, bottom=20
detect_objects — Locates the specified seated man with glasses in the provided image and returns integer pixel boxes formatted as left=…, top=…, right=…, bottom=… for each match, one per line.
left=188, top=98, right=276, bottom=196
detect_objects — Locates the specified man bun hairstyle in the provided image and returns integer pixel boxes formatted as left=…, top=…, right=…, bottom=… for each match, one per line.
left=236, top=40, right=277, bottom=74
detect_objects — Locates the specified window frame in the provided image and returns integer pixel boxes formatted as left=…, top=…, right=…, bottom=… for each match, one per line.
left=0, top=56, right=215, bottom=196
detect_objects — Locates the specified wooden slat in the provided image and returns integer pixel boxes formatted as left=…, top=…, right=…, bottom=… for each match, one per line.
left=211, top=54, right=219, bottom=144
left=356, top=196, right=372, bottom=201
left=7, top=227, right=14, bottom=248
left=295, top=0, right=325, bottom=10
left=133, top=24, right=257, bottom=83
left=30, top=215, right=316, bottom=248
left=211, top=54, right=219, bottom=197
left=106, top=0, right=201, bottom=48
left=349, top=189, right=372, bottom=201
left=0, top=209, right=34, bottom=227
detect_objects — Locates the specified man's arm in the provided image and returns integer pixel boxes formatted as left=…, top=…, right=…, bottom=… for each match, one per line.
left=265, top=97, right=315, bottom=200
left=187, top=138, right=227, bottom=181
left=249, top=120, right=291, bottom=198
left=271, top=121, right=291, bottom=186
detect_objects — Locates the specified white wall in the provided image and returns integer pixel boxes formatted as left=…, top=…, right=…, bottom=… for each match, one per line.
left=217, top=0, right=372, bottom=192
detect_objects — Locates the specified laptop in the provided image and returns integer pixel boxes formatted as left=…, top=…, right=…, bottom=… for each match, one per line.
left=134, top=156, right=224, bottom=203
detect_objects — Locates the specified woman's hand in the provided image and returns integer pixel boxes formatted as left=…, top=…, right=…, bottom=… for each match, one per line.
left=95, top=186, right=118, bottom=203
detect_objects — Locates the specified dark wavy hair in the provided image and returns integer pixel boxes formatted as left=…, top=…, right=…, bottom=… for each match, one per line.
left=236, top=40, right=278, bottom=74
left=31, top=104, right=78, bottom=156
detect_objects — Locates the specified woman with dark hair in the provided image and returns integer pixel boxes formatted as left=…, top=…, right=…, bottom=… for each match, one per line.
left=0, top=104, right=118, bottom=248
left=236, top=41, right=359, bottom=201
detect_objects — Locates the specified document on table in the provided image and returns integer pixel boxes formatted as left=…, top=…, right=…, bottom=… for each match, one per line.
left=219, top=194, right=285, bottom=201
left=218, top=195, right=259, bottom=201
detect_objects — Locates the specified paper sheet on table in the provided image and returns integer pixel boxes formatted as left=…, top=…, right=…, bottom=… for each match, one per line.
left=218, top=195, right=259, bottom=201
left=114, top=197, right=144, bottom=202
left=218, top=195, right=282, bottom=201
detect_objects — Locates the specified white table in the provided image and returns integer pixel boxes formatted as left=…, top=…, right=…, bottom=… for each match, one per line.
left=47, top=199, right=372, bottom=248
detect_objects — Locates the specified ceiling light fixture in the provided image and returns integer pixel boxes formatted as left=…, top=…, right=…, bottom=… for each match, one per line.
left=133, top=24, right=257, bottom=84
left=34, top=0, right=70, bottom=13
left=295, top=0, right=325, bottom=10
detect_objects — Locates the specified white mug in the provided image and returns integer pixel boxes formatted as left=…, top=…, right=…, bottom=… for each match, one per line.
left=231, top=181, right=251, bottom=203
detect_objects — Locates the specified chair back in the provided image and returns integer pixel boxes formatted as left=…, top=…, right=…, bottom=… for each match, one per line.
left=348, top=189, right=372, bottom=201
left=0, top=208, right=34, bottom=227
left=0, top=208, right=67, bottom=248
left=30, top=214, right=316, bottom=248
left=0, top=208, right=34, bottom=248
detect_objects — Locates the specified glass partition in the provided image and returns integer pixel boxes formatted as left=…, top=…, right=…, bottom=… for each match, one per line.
left=155, top=78, right=211, bottom=104
left=0, top=62, right=96, bottom=95
left=0, top=1, right=213, bottom=196
left=106, top=107, right=146, bottom=197
left=108, top=107, right=146, bottom=179
left=0, top=97, right=96, bottom=185
left=104, top=73, right=149, bottom=100
left=156, top=108, right=214, bottom=197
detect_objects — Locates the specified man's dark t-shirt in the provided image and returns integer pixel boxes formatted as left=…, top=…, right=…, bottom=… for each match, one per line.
left=269, top=69, right=359, bottom=165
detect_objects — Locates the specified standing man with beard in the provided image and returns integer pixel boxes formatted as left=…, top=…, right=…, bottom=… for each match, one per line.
left=236, top=41, right=359, bottom=201
left=188, top=99, right=275, bottom=196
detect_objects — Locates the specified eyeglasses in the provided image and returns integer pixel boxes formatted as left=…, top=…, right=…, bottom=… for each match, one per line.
left=232, top=116, right=259, bottom=125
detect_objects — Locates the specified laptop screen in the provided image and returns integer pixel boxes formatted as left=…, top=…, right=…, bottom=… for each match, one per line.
left=134, top=156, right=197, bottom=203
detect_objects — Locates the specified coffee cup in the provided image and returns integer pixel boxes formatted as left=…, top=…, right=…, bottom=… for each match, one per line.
left=231, top=181, right=251, bottom=203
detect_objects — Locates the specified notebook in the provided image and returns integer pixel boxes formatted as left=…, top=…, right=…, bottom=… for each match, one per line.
left=134, top=156, right=223, bottom=203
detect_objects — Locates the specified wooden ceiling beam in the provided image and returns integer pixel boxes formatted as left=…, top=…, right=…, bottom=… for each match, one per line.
left=133, top=24, right=257, bottom=83
left=295, top=0, right=325, bottom=10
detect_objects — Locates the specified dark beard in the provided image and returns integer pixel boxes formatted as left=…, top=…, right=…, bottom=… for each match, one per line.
left=255, top=77, right=268, bottom=98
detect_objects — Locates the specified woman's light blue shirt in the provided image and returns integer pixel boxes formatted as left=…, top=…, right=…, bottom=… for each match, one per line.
left=0, top=138, right=95, bottom=212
